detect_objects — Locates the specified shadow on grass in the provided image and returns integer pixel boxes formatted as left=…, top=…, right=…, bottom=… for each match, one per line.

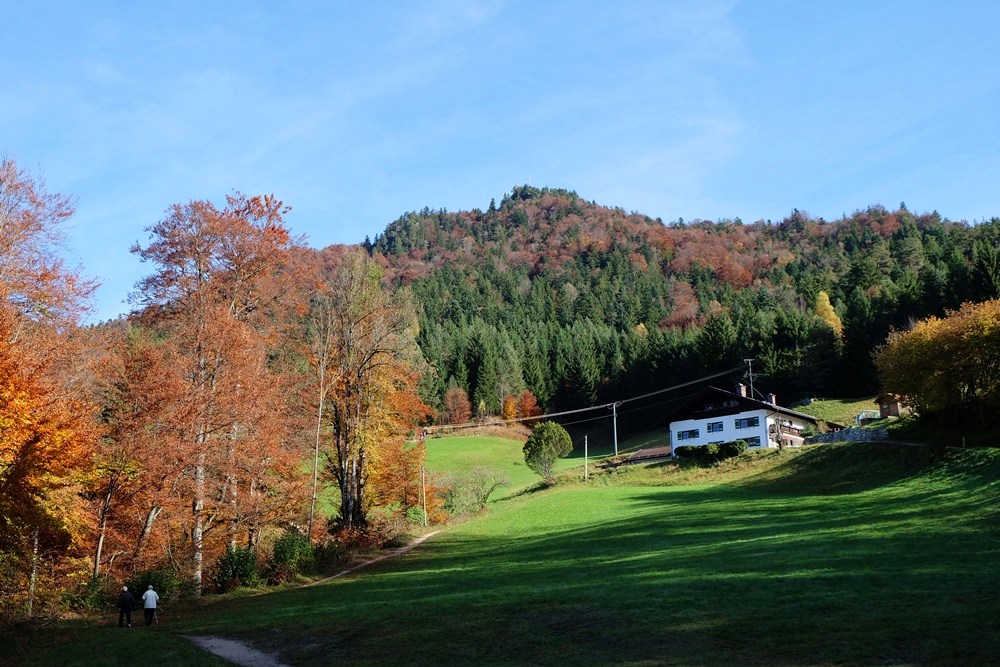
left=736, top=442, right=941, bottom=495
left=14, top=447, right=1000, bottom=667
left=162, top=454, right=999, bottom=666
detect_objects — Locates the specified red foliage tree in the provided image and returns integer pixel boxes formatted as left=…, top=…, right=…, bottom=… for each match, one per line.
left=441, top=386, right=472, bottom=424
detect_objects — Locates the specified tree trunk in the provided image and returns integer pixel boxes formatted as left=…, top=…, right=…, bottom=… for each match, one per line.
left=309, top=373, right=325, bottom=539
left=192, top=448, right=205, bottom=595
left=92, top=477, right=119, bottom=578
left=133, top=505, right=162, bottom=562
left=27, top=529, right=39, bottom=618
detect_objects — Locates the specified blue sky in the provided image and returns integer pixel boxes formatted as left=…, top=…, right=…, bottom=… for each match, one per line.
left=5, top=1, right=1000, bottom=322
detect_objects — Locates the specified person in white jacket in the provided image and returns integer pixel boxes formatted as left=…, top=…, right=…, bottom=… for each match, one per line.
left=141, top=585, right=160, bottom=626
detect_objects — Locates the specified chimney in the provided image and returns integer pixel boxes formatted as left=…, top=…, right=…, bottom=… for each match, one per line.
left=766, top=393, right=777, bottom=405
left=737, top=383, right=747, bottom=397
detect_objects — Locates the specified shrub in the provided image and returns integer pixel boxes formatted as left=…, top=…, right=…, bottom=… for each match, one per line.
left=267, top=528, right=313, bottom=585
left=127, top=568, right=183, bottom=603
left=310, top=540, right=349, bottom=574
left=439, top=467, right=510, bottom=516
left=66, top=575, right=118, bottom=612
left=210, top=546, right=260, bottom=592
left=674, top=441, right=746, bottom=464
left=719, top=440, right=749, bottom=458
left=673, top=445, right=697, bottom=459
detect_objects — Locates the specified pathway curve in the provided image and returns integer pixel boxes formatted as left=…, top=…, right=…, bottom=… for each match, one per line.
left=182, top=530, right=441, bottom=666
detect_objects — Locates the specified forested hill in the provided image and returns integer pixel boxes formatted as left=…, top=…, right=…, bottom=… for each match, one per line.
left=359, top=185, right=1000, bottom=423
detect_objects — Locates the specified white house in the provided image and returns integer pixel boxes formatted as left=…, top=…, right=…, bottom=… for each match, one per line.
left=667, top=385, right=819, bottom=452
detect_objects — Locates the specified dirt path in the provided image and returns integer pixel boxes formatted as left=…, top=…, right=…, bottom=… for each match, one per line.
left=303, top=529, right=440, bottom=587
left=183, top=635, right=291, bottom=667
left=182, top=530, right=440, bottom=665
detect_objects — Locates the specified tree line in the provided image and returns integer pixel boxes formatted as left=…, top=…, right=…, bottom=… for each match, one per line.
left=370, top=186, right=1000, bottom=426
left=0, top=159, right=432, bottom=620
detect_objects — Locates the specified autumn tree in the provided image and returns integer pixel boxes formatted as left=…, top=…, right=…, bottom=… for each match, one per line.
left=89, top=326, right=186, bottom=579
left=517, top=389, right=542, bottom=425
left=130, top=193, right=304, bottom=594
left=0, top=157, right=98, bottom=618
left=0, top=157, right=96, bottom=333
left=501, top=394, right=519, bottom=421
left=814, top=290, right=843, bottom=337
left=876, top=299, right=1000, bottom=423
left=365, top=366, right=435, bottom=522
left=311, top=249, right=426, bottom=530
left=441, top=386, right=472, bottom=424
left=0, top=318, right=96, bottom=618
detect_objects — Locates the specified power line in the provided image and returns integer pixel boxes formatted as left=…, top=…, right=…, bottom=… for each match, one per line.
left=428, top=365, right=744, bottom=431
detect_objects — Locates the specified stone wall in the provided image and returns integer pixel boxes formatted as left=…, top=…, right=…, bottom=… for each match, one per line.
left=805, top=427, right=889, bottom=444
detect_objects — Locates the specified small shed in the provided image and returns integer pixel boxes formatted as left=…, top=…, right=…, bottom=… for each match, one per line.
left=875, top=394, right=903, bottom=419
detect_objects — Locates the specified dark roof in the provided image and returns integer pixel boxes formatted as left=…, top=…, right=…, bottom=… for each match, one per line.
left=665, top=386, right=820, bottom=426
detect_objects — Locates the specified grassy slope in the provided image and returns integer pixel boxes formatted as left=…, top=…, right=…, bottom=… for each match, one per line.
left=795, top=396, right=877, bottom=426
left=7, top=443, right=999, bottom=666
left=424, top=434, right=616, bottom=496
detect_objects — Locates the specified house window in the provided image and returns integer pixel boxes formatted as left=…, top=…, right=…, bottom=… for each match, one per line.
left=677, top=429, right=699, bottom=440
left=707, top=421, right=723, bottom=433
left=746, top=436, right=761, bottom=447
left=735, top=417, right=759, bottom=429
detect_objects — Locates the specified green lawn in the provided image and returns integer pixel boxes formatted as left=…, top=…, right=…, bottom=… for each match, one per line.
left=795, top=396, right=876, bottom=426
left=7, top=443, right=999, bottom=666
left=424, top=434, right=610, bottom=496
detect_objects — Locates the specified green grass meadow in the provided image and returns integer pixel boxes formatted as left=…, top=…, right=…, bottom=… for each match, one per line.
left=5, top=441, right=999, bottom=666
left=424, top=434, right=590, bottom=494
left=794, top=396, right=877, bottom=426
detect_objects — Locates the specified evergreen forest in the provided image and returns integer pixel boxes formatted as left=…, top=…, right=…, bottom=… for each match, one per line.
left=363, top=185, right=1000, bottom=426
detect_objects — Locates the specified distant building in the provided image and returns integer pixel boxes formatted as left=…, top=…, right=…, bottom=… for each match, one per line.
left=875, top=394, right=905, bottom=419
left=666, top=385, right=820, bottom=452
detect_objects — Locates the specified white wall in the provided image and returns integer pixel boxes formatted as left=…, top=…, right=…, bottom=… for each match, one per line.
left=670, top=408, right=770, bottom=449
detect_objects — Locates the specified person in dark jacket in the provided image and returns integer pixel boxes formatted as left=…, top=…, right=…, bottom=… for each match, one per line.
left=117, top=585, right=135, bottom=627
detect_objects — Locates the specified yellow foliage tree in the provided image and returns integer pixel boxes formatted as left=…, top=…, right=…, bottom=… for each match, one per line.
left=501, top=394, right=519, bottom=421
left=876, top=299, right=1000, bottom=422
left=814, top=291, right=843, bottom=337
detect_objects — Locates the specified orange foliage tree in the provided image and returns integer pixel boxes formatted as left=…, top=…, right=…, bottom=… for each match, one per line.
left=501, top=394, right=519, bottom=421
left=129, top=193, right=306, bottom=594
left=441, top=386, right=472, bottom=424
left=90, top=326, right=189, bottom=579
left=0, top=157, right=98, bottom=618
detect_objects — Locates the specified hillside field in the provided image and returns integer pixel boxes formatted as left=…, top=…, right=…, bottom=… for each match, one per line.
left=5, top=440, right=999, bottom=666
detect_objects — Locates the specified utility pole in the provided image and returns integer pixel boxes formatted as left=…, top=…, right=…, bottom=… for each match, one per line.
left=584, top=435, right=588, bottom=481
left=420, top=466, right=427, bottom=527
left=744, top=358, right=756, bottom=398
left=610, top=402, right=620, bottom=456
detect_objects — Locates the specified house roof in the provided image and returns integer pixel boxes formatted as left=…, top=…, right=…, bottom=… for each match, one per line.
left=665, top=386, right=820, bottom=426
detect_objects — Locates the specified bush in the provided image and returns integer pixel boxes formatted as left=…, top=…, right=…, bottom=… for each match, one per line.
left=719, top=440, right=749, bottom=458
left=127, top=568, right=183, bottom=603
left=210, top=546, right=260, bottom=592
left=66, top=575, right=118, bottom=612
left=267, top=528, right=313, bottom=585
left=674, top=441, right=746, bottom=464
left=310, top=540, right=349, bottom=574
left=439, top=467, right=510, bottom=516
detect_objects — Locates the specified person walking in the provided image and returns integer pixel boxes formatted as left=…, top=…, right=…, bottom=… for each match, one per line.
left=117, top=585, right=134, bottom=627
left=141, top=584, right=160, bottom=626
